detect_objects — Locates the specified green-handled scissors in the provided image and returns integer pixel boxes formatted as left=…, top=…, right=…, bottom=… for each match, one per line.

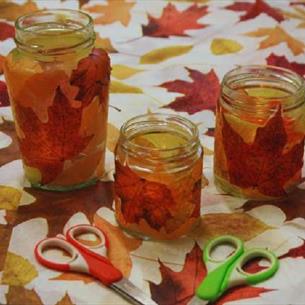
left=188, top=235, right=279, bottom=305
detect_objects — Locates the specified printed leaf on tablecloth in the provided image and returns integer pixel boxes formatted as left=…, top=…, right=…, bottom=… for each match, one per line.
left=55, top=293, right=75, bottom=305
left=2, top=252, right=38, bottom=285
left=245, top=26, right=305, bottom=55
left=0, top=0, right=38, bottom=21
left=149, top=243, right=207, bottom=305
left=110, top=80, right=143, bottom=93
left=106, top=123, right=120, bottom=153
left=94, top=212, right=142, bottom=276
left=290, top=1, right=305, bottom=6
left=95, top=32, right=117, bottom=53
left=222, top=107, right=305, bottom=197
left=266, top=53, right=305, bottom=76
left=51, top=272, right=93, bottom=284
left=0, top=80, right=10, bottom=106
left=142, top=3, right=208, bottom=37
left=225, top=0, right=284, bottom=22
left=112, top=65, right=143, bottom=80
left=279, top=239, right=305, bottom=259
left=282, top=6, right=305, bottom=28
left=78, top=0, right=90, bottom=8
left=84, top=0, right=135, bottom=26
left=6, top=286, right=43, bottom=305
left=161, top=68, right=220, bottom=114
left=140, top=45, right=193, bottom=64
left=210, top=38, right=243, bottom=55
left=0, top=21, right=14, bottom=41
left=0, top=186, right=22, bottom=210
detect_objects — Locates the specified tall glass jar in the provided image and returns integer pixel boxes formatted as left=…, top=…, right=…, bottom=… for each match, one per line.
left=214, top=65, right=305, bottom=200
left=4, top=9, right=110, bottom=191
left=114, top=114, right=203, bottom=240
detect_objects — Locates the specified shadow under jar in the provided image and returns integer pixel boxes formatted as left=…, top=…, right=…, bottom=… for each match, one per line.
left=214, top=65, right=305, bottom=200
left=4, top=9, right=110, bottom=191
left=114, top=113, right=203, bottom=240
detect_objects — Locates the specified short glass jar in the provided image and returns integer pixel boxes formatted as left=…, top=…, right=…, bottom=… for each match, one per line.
left=114, top=113, right=203, bottom=240
left=214, top=65, right=305, bottom=200
left=4, top=9, right=110, bottom=191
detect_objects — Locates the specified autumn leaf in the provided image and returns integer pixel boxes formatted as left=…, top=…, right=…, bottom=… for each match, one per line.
left=110, top=80, right=143, bottom=93
left=6, top=286, right=43, bottom=305
left=266, top=53, right=305, bottom=76
left=245, top=26, right=305, bottom=55
left=78, top=0, right=90, bottom=8
left=84, top=0, right=135, bottom=26
left=142, top=3, right=208, bottom=37
left=51, top=272, right=93, bottom=284
left=221, top=107, right=305, bottom=197
left=106, top=122, right=120, bottom=152
left=140, top=45, right=193, bottom=64
left=2, top=252, right=38, bottom=285
left=210, top=38, right=243, bottom=55
left=56, top=293, right=75, bottom=305
left=282, top=6, right=305, bottom=28
left=149, top=243, right=207, bottom=305
left=0, top=21, right=14, bottom=41
left=0, top=80, right=10, bottom=106
left=94, top=212, right=142, bottom=276
left=0, top=0, right=38, bottom=21
left=225, top=0, right=284, bottom=22
left=279, top=239, right=305, bottom=259
left=95, top=32, right=117, bottom=53
left=161, top=68, right=220, bottom=114
left=0, top=185, right=22, bottom=210
left=112, top=65, right=143, bottom=80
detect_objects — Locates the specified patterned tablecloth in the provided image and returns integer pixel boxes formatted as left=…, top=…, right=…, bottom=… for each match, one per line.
left=1, top=0, right=305, bottom=304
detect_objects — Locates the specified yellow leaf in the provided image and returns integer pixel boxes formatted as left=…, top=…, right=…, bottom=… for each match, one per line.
left=191, top=213, right=270, bottom=241
left=106, top=123, right=120, bottom=153
left=6, top=286, right=43, bottom=305
left=245, top=26, right=305, bottom=55
left=84, top=0, right=135, bottom=26
left=2, top=252, right=38, bottom=285
left=0, top=0, right=38, bottom=21
left=56, top=293, right=75, bottom=305
left=0, top=185, right=22, bottom=210
left=203, top=146, right=213, bottom=156
left=211, top=38, right=243, bottom=55
left=112, top=65, right=143, bottom=80
left=94, top=213, right=142, bottom=276
left=110, top=80, right=143, bottom=93
left=95, top=33, right=117, bottom=53
left=140, top=45, right=193, bottom=64
left=282, top=7, right=305, bottom=28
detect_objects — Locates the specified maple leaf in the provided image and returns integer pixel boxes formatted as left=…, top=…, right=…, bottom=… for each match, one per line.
left=114, top=161, right=175, bottom=230
left=282, top=6, right=305, bottom=28
left=226, top=0, right=284, bottom=22
left=0, top=80, right=10, bottom=106
left=161, top=68, right=220, bottom=114
left=6, top=286, right=43, bottom=305
left=13, top=48, right=110, bottom=184
left=0, top=0, right=38, bottom=21
left=222, top=107, right=305, bottom=197
left=149, top=243, right=207, bottom=305
left=245, top=26, right=305, bottom=55
left=142, top=3, right=208, bottom=38
left=266, top=53, right=305, bottom=77
left=84, top=0, right=135, bottom=26
left=0, top=21, right=14, bottom=41
left=280, top=239, right=305, bottom=259
left=290, top=1, right=305, bottom=6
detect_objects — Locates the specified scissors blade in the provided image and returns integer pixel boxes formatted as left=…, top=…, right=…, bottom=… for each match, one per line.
left=187, top=296, right=209, bottom=305
left=111, top=278, right=158, bottom=305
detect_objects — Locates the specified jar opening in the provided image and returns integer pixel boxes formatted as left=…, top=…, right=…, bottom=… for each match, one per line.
left=15, top=9, right=94, bottom=55
left=221, top=65, right=305, bottom=114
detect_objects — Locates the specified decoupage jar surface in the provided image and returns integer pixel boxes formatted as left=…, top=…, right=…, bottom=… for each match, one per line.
left=114, top=114, right=203, bottom=240
left=214, top=65, right=305, bottom=200
left=4, top=9, right=110, bottom=191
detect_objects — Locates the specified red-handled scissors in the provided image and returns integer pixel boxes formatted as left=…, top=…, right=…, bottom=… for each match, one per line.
left=35, top=224, right=157, bottom=305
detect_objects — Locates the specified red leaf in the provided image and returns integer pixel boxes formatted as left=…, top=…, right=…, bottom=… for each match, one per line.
left=205, top=128, right=215, bottom=137
left=13, top=48, right=110, bottom=183
left=142, top=3, right=208, bottom=38
left=161, top=68, right=220, bottom=114
left=226, top=0, right=284, bottom=22
left=279, top=239, right=305, bottom=259
left=0, top=81, right=10, bottom=106
left=149, top=243, right=207, bottom=305
left=0, top=22, right=14, bottom=41
left=290, top=1, right=305, bottom=6
left=266, top=53, right=305, bottom=77
left=222, top=107, right=305, bottom=197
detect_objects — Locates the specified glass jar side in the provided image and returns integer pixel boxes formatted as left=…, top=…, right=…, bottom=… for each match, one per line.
left=214, top=65, right=305, bottom=200
left=114, top=114, right=203, bottom=240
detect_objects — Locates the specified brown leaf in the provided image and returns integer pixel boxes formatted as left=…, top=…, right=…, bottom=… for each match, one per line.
left=84, top=0, right=135, bottom=26
left=149, top=243, right=207, bottom=305
left=0, top=0, right=38, bottom=21
left=55, top=293, right=75, bottom=305
left=6, top=286, right=43, bottom=305
left=51, top=272, right=94, bottom=284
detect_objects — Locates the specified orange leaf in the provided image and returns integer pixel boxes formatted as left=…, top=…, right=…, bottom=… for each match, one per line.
left=95, top=33, right=117, bottom=53
left=246, top=25, right=305, bottom=55
left=94, top=212, right=142, bottom=276
left=6, top=286, right=43, bottom=305
left=85, top=0, right=135, bottom=26
left=51, top=272, right=93, bottom=284
left=0, top=0, right=38, bottom=21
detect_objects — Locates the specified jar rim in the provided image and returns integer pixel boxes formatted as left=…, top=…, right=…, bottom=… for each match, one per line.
left=221, top=64, right=305, bottom=113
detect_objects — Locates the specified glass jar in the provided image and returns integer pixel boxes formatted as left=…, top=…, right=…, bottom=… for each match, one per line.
left=114, top=113, right=203, bottom=240
left=4, top=9, right=110, bottom=191
left=214, top=65, right=305, bottom=200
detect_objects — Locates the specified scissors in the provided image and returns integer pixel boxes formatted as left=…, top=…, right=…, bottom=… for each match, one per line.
left=189, top=235, right=279, bottom=305
left=34, top=224, right=157, bottom=305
